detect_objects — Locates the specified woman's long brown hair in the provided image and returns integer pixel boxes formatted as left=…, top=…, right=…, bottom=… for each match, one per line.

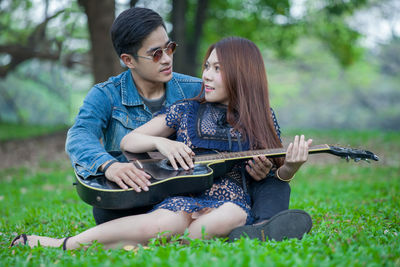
left=198, top=37, right=284, bottom=167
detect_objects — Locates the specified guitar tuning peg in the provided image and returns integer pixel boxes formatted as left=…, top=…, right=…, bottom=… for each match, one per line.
left=354, top=158, right=361, bottom=162
left=346, top=155, right=350, bottom=162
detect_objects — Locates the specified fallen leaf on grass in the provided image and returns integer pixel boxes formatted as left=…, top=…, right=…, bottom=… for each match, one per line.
left=42, top=184, right=55, bottom=191
left=123, top=245, right=151, bottom=252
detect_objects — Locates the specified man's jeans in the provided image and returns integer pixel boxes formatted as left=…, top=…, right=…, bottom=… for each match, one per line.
left=249, top=177, right=291, bottom=223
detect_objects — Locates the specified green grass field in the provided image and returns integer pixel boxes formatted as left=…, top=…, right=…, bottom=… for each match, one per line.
left=1, top=129, right=399, bottom=266
left=0, top=123, right=67, bottom=141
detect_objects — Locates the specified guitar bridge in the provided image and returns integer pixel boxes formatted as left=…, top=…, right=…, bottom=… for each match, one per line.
left=133, top=160, right=144, bottom=170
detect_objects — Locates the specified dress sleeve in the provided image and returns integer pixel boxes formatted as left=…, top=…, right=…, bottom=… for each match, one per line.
left=163, top=101, right=189, bottom=130
left=270, top=108, right=282, bottom=142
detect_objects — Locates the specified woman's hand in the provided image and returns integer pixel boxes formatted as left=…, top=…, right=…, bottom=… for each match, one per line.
left=155, top=138, right=195, bottom=170
left=279, top=135, right=313, bottom=180
left=246, top=155, right=273, bottom=181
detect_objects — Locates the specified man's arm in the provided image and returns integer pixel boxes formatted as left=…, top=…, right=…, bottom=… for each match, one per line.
left=66, top=85, right=152, bottom=191
left=65, top=85, right=117, bottom=179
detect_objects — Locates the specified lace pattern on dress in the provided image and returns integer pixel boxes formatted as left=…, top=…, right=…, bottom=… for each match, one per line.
left=163, top=100, right=195, bottom=148
left=154, top=177, right=253, bottom=224
left=156, top=101, right=281, bottom=225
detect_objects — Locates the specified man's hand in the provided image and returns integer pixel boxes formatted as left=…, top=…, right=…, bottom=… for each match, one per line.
left=104, top=162, right=151, bottom=192
left=245, top=155, right=273, bottom=181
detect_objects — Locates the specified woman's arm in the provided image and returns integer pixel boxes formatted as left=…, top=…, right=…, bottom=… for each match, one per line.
left=120, top=115, right=174, bottom=153
left=120, top=115, right=195, bottom=170
left=277, top=135, right=313, bottom=181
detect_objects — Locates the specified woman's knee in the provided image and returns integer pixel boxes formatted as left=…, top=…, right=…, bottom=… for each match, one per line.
left=188, top=203, right=247, bottom=238
left=220, top=202, right=247, bottom=228
left=136, top=209, right=191, bottom=237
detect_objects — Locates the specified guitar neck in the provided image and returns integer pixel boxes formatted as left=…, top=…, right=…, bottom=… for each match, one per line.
left=130, top=143, right=377, bottom=165
left=194, top=144, right=332, bottom=163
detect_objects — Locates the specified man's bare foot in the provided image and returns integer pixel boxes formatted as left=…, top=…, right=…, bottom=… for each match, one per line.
left=11, top=235, right=64, bottom=248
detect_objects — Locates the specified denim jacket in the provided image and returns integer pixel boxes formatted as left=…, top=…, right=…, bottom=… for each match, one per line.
left=66, top=70, right=202, bottom=179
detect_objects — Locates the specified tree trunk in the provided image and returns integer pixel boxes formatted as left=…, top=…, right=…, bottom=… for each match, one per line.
left=171, top=0, right=208, bottom=77
left=78, top=0, right=123, bottom=84
left=171, top=0, right=188, bottom=75
left=186, top=0, right=208, bottom=76
left=130, top=0, right=139, bottom=7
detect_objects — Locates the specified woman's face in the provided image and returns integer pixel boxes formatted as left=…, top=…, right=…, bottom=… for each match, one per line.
left=202, top=49, right=229, bottom=105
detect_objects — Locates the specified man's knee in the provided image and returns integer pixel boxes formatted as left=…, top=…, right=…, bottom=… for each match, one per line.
left=250, top=178, right=291, bottom=222
left=93, top=205, right=154, bottom=225
left=254, top=177, right=291, bottom=193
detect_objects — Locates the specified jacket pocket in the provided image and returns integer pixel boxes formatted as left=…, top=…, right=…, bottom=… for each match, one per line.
left=107, top=108, right=147, bottom=151
left=112, top=108, right=147, bottom=129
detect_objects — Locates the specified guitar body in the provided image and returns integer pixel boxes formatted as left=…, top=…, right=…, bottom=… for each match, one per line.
left=74, top=145, right=378, bottom=210
left=75, top=157, right=226, bottom=210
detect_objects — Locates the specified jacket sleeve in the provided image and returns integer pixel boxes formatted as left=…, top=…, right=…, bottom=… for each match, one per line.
left=65, top=85, right=116, bottom=179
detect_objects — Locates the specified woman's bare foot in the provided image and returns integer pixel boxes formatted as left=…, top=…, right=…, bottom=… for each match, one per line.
left=11, top=235, right=64, bottom=248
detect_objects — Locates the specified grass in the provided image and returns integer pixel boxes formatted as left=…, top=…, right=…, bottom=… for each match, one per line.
left=0, top=123, right=67, bottom=141
left=0, top=129, right=399, bottom=266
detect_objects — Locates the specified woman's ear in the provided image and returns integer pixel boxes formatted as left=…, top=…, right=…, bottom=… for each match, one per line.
left=120, top=53, right=136, bottom=69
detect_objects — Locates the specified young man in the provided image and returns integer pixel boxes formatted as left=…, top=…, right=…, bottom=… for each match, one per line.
left=65, top=7, right=312, bottom=242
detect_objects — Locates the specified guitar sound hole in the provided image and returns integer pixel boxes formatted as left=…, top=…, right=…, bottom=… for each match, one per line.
left=161, top=159, right=185, bottom=171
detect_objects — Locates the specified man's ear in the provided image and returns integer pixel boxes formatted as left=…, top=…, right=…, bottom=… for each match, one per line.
left=120, top=53, right=136, bottom=69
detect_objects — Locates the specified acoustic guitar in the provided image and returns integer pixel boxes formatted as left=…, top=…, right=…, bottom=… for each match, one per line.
left=74, top=144, right=379, bottom=210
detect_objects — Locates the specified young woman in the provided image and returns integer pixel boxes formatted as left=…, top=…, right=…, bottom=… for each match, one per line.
left=10, top=37, right=312, bottom=250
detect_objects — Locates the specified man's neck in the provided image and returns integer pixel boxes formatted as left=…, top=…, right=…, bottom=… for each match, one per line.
left=130, top=71, right=166, bottom=99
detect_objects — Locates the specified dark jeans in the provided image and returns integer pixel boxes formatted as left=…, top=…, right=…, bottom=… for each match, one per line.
left=93, top=205, right=154, bottom=225
left=249, top=177, right=291, bottom=224
left=93, top=177, right=290, bottom=225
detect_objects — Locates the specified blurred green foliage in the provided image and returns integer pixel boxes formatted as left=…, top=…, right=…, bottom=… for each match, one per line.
left=0, top=0, right=399, bottom=130
left=267, top=37, right=400, bottom=130
left=0, top=123, right=66, bottom=141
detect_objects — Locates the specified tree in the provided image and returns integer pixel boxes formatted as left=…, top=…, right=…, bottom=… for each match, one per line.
left=0, top=1, right=66, bottom=78
left=0, top=0, right=381, bottom=126
left=144, top=0, right=370, bottom=76
left=0, top=0, right=87, bottom=124
left=170, top=0, right=208, bottom=76
left=1, top=0, right=372, bottom=80
left=0, top=0, right=122, bottom=84
left=78, top=0, right=123, bottom=83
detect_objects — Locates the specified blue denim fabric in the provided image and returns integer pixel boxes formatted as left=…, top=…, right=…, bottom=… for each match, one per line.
left=66, top=70, right=202, bottom=179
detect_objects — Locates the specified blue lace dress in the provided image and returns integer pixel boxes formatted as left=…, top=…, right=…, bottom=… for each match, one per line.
left=152, top=100, right=254, bottom=224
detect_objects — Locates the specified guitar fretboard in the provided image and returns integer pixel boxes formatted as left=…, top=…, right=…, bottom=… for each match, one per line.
left=194, top=144, right=331, bottom=163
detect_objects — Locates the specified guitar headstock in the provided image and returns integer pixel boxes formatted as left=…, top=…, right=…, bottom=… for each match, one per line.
left=328, top=145, right=379, bottom=162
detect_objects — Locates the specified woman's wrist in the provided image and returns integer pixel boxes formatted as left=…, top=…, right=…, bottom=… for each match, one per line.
left=276, top=165, right=296, bottom=182
left=153, top=136, right=167, bottom=150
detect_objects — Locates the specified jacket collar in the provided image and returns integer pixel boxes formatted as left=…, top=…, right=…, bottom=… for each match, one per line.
left=121, top=70, right=186, bottom=107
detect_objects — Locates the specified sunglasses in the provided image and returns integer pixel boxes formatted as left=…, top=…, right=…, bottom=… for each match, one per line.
left=136, top=42, right=177, bottom=63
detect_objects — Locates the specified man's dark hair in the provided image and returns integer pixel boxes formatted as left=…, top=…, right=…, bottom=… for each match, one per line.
left=111, top=7, right=166, bottom=57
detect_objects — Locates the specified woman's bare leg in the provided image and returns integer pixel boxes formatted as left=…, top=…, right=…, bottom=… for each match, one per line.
left=11, top=209, right=192, bottom=249
left=187, top=202, right=247, bottom=239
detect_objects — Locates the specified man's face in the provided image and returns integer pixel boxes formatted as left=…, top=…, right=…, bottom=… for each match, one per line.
left=131, top=26, right=174, bottom=85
